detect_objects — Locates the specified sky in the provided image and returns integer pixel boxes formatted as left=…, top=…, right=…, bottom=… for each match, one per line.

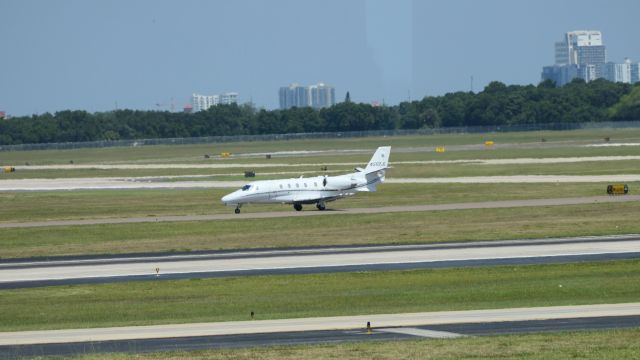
left=1, top=0, right=639, bottom=116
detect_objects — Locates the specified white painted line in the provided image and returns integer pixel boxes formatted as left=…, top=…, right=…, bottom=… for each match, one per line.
left=585, top=143, right=640, bottom=147
left=388, top=175, right=640, bottom=184
left=378, top=327, right=465, bottom=338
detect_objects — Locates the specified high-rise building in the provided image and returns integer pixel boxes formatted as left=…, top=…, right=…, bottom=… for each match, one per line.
left=279, top=83, right=335, bottom=109
left=555, top=30, right=603, bottom=65
left=279, top=84, right=310, bottom=109
left=604, top=59, right=632, bottom=83
left=294, top=85, right=310, bottom=107
left=191, top=94, right=219, bottom=112
left=219, top=92, right=239, bottom=105
left=630, top=62, right=640, bottom=84
left=578, top=64, right=598, bottom=83
left=544, top=30, right=607, bottom=86
left=278, top=84, right=300, bottom=109
left=576, top=45, right=606, bottom=78
left=191, top=92, right=238, bottom=112
left=309, top=83, right=336, bottom=109
left=541, top=65, right=578, bottom=87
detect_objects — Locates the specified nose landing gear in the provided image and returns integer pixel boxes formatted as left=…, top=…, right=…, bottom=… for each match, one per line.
left=234, top=205, right=242, bottom=214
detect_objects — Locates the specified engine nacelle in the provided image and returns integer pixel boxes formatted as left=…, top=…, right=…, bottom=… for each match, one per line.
left=323, top=175, right=359, bottom=190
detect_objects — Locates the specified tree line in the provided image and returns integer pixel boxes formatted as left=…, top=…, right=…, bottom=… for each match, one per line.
left=1, top=79, right=639, bottom=145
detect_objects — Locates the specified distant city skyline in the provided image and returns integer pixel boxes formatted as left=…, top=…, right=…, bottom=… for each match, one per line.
left=542, top=29, right=639, bottom=86
left=1, top=0, right=640, bottom=116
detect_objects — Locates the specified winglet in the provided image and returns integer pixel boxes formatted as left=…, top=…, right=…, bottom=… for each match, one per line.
left=364, top=146, right=391, bottom=174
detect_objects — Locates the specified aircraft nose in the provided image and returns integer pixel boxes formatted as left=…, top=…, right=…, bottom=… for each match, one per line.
left=221, top=192, right=236, bottom=204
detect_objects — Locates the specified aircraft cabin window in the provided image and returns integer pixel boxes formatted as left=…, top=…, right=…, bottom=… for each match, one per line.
left=296, top=183, right=299, bottom=188
left=288, top=184, right=291, bottom=188
left=304, top=183, right=307, bottom=188
left=241, top=185, right=251, bottom=191
left=314, top=182, right=318, bottom=187
left=279, top=184, right=283, bottom=189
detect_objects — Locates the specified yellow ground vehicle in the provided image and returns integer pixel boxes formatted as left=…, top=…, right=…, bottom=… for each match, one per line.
left=607, top=184, right=629, bottom=195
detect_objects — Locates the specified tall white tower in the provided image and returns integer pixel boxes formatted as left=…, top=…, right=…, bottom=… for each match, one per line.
left=555, top=30, right=604, bottom=65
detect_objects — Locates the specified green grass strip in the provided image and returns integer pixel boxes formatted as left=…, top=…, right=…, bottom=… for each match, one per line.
left=2, top=182, right=636, bottom=223
left=1, top=259, right=638, bottom=332
left=3, top=127, right=640, bottom=166
left=1, top=202, right=639, bottom=259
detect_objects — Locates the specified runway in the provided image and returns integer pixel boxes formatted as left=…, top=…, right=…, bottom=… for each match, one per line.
left=1, top=235, right=638, bottom=289
left=2, top=316, right=638, bottom=358
left=2, top=195, right=639, bottom=229
left=0, top=303, right=638, bottom=352
left=9, top=155, right=640, bottom=171
left=2, top=175, right=640, bottom=191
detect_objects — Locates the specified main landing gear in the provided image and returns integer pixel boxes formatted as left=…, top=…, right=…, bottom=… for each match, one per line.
left=316, top=201, right=326, bottom=211
left=293, top=203, right=303, bottom=211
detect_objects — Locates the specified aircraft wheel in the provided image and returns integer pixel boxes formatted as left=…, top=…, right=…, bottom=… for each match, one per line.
left=234, top=208, right=241, bottom=214
left=316, top=202, right=326, bottom=211
left=294, top=204, right=303, bottom=211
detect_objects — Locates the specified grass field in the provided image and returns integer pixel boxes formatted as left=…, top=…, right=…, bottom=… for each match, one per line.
left=63, top=328, right=640, bottom=360
left=2, top=182, right=637, bottom=223
left=1, top=260, right=638, bottom=331
left=2, top=127, right=640, bottom=167
left=1, top=201, right=639, bottom=258
left=3, top=153, right=640, bottom=181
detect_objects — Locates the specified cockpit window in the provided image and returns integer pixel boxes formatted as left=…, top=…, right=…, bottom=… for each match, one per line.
left=241, top=185, right=251, bottom=191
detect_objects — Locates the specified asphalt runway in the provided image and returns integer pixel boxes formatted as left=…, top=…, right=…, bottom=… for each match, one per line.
left=2, top=316, right=639, bottom=358
left=2, top=195, right=639, bottom=229
left=1, top=235, right=638, bottom=289
left=1, top=303, right=638, bottom=356
left=10, top=154, right=640, bottom=171
left=3, top=175, right=640, bottom=191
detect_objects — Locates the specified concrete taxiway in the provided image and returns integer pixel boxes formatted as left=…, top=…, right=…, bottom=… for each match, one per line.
left=1, top=235, right=638, bottom=289
left=2, top=195, right=639, bottom=229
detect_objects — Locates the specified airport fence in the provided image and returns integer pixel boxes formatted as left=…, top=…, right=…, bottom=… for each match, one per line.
left=2, top=120, right=640, bottom=152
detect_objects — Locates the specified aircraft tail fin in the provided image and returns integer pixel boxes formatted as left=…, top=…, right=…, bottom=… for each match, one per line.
left=357, top=146, right=390, bottom=192
left=364, top=146, right=391, bottom=174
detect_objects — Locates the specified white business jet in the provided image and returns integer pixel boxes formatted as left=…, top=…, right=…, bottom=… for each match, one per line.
left=221, top=146, right=391, bottom=214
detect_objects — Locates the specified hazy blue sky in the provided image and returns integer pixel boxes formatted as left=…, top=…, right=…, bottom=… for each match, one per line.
left=1, top=0, right=639, bottom=116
